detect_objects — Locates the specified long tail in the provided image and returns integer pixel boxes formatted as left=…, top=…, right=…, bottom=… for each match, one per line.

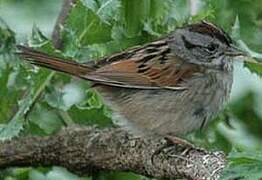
left=16, top=45, right=95, bottom=78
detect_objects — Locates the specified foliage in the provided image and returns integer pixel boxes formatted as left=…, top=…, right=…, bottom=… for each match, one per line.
left=231, top=16, right=262, bottom=76
left=221, top=151, right=262, bottom=180
left=0, top=0, right=262, bottom=179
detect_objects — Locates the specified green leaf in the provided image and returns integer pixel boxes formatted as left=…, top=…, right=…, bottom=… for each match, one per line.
left=231, top=16, right=241, bottom=40
left=29, top=25, right=63, bottom=56
left=168, top=0, right=190, bottom=25
left=121, top=0, right=151, bottom=36
left=62, top=0, right=113, bottom=55
left=46, top=167, right=80, bottom=180
left=2, top=168, right=32, bottom=180
left=0, top=66, right=21, bottom=124
left=0, top=18, right=16, bottom=54
left=149, top=0, right=172, bottom=23
left=0, top=26, right=62, bottom=140
left=29, top=169, right=46, bottom=180
left=0, top=22, right=26, bottom=140
left=94, top=171, right=145, bottom=180
left=0, top=73, right=52, bottom=140
left=27, top=167, right=91, bottom=180
left=229, top=92, right=262, bottom=139
left=27, top=103, right=63, bottom=135
left=0, top=116, right=24, bottom=141
left=244, top=62, right=262, bottom=77
left=68, top=90, right=112, bottom=127
left=78, top=41, right=120, bottom=60
left=45, top=86, right=69, bottom=111
left=237, top=39, right=262, bottom=76
left=82, top=0, right=121, bottom=24
left=45, top=81, right=86, bottom=111
left=221, top=151, right=262, bottom=180
left=230, top=16, right=262, bottom=76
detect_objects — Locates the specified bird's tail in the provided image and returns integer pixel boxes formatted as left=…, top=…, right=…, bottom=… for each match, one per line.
left=16, top=45, right=94, bottom=78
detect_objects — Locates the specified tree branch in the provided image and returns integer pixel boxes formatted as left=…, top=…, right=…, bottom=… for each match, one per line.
left=52, top=0, right=77, bottom=49
left=0, top=127, right=226, bottom=179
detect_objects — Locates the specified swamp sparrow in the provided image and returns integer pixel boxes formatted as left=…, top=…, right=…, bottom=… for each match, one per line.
left=17, top=21, right=245, bottom=137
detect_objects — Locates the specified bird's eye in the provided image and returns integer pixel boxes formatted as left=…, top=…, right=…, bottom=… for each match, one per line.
left=206, top=43, right=218, bottom=52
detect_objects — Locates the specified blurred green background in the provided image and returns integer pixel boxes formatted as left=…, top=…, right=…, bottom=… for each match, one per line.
left=0, top=0, right=262, bottom=179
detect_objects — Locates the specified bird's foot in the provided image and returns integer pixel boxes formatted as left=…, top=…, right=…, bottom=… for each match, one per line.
left=151, top=135, right=194, bottom=164
left=164, top=135, right=194, bottom=149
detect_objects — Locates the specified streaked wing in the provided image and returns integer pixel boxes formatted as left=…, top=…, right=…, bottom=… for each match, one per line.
left=87, top=39, right=201, bottom=90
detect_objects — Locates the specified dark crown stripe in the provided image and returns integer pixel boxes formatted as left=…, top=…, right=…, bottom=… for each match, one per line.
left=188, top=21, right=232, bottom=46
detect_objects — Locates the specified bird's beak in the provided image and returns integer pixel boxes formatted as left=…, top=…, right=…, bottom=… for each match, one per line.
left=225, top=45, right=247, bottom=57
left=225, top=45, right=259, bottom=64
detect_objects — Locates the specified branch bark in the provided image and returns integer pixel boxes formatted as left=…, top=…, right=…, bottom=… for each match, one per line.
left=52, top=0, right=77, bottom=49
left=0, top=126, right=226, bottom=179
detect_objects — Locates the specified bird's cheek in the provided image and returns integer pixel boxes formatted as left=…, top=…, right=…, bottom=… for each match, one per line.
left=220, top=57, right=232, bottom=71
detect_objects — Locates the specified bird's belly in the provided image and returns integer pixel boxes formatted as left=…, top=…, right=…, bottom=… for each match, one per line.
left=95, top=73, right=232, bottom=136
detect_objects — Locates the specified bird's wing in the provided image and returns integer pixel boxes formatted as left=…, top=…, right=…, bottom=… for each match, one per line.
left=17, top=39, right=201, bottom=90
left=87, top=39, right=201, bottom=90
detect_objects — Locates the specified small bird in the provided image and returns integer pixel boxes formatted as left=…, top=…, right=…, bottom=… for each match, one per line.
left=17, top=21, right=245, bottom=138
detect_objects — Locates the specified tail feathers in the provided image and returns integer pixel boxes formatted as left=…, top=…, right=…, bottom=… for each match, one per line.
left=16, top=45, right=94, bottom=78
